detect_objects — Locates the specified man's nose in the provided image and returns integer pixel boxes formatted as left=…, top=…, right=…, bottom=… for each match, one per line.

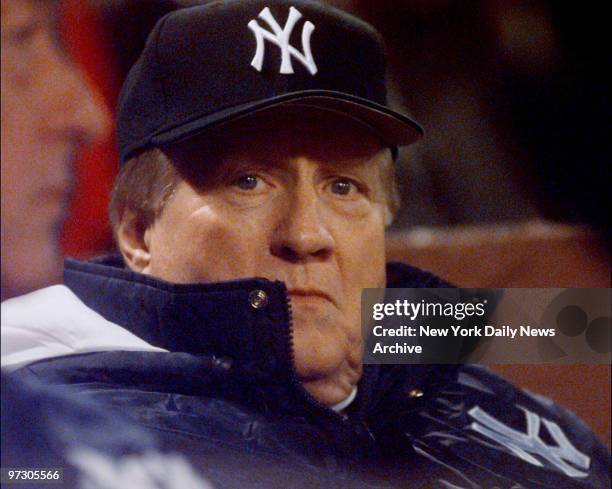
left=44, top=53, right=111, bottom=147
left=271, top=183, right=335, bottom=262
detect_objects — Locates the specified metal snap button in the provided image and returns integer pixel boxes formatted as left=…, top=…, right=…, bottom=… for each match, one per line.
left=408, top=388, right=424, bottom=399
left=249, top=289, right=269, bottom=309
left=211, top=355, right=233, bottom=371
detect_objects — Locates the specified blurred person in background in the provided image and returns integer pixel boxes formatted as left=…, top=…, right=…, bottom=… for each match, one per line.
left=1, top=0, right=108, bottom=300
left=1, top=1, right=209, bottom=487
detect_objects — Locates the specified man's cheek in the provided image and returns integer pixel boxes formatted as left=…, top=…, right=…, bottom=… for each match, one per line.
left=349, top=231, right=386, bottom=286
left=183, top=213, right=263, bottom=281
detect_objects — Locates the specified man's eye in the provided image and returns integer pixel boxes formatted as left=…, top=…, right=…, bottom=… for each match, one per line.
left=234, top=174, right=260, bottom=191
left=5, top=22, right=38, bottom=46
left=329, top=178, right=357, bottom=196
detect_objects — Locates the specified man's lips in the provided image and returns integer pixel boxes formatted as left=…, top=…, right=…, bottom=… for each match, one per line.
left=288, top=288, right=335, bottom=306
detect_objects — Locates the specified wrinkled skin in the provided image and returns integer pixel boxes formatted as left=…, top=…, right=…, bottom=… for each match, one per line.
left=118, top=108, right=390, bottom=406
left=1, top=0, right=109, bottom=300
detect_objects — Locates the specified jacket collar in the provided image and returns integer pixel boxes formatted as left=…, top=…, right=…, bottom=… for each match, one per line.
left=64, top=255, right=294, bottom=379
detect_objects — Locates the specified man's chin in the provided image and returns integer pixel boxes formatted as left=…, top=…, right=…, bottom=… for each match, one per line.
left=292, top=338, right=363, bottom=406
left=291, top=330, right=348, bottom=379
left=300, top=366, right=362, bottom=407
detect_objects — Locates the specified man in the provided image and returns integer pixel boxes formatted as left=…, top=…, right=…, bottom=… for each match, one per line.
left=1, top=1, right=210, bottom=487
left=0, top=0, right=108, bottom=300
left=2, top=1, right=609, bottom=488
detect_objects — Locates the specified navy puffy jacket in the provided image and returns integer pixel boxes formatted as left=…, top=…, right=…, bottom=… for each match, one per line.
left=9, top=257, right=610, bottom=488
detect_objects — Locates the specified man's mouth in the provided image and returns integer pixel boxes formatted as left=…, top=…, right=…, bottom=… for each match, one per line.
left=287, top=288, right=335, bottom=306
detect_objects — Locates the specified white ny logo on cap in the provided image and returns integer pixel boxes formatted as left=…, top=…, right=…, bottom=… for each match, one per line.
left=248, top=6, right=317, bottom=75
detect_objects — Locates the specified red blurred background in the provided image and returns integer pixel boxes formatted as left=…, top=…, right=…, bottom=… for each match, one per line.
left=59, top=0, right=120, bottom=257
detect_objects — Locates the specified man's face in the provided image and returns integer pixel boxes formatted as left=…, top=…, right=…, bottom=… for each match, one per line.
left=1, top=0, right=108, bottom=299
left=125, top=108, right=390, bottom=405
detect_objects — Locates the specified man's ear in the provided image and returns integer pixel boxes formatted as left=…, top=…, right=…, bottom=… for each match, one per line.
left=116, top=209, right=152, bottom=273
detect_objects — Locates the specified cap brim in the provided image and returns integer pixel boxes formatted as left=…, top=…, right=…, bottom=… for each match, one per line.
left=149, top=90, right=423, bottom=150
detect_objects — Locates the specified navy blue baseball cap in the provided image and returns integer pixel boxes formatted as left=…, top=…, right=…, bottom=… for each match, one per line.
left=117, top=0, right=423, bottom=163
